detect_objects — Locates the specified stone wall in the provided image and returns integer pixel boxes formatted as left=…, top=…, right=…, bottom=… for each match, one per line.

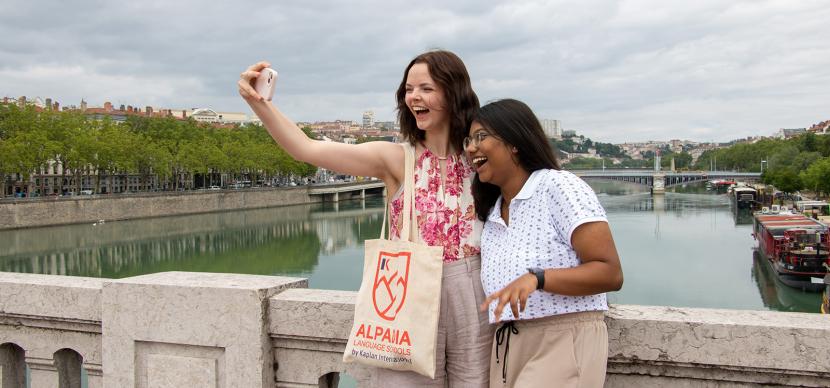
left=0, top=188, right=315, bottom=230
left=1, top=271, right=829, bottom=388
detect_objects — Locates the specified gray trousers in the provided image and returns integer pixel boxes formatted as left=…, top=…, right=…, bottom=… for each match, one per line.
left=372, top=256, right=494, bottom=388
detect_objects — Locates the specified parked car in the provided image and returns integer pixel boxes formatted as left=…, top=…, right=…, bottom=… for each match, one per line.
left=208, top=185, right=221, bottom=190
left=80, top=190, right=94, bottom=195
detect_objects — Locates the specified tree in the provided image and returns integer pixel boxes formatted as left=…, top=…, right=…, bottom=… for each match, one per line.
left=800, top=157, right=830, bottom=197
left=765, top=167, right=803, bottom=195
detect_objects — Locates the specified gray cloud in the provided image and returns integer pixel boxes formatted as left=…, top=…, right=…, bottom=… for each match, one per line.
left=1, top=0, right=828, bottom=142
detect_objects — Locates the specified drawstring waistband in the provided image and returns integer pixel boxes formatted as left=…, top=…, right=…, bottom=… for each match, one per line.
left=494, top=321, right=518, bottom=384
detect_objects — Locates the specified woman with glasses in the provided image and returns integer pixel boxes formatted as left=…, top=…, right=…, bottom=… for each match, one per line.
left=465, top=99, right=623, bottom=388
left=239, top=50, right=493, bottom=387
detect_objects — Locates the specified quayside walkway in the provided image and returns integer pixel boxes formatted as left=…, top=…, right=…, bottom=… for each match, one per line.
left=0, top=271, right=828, bottom=387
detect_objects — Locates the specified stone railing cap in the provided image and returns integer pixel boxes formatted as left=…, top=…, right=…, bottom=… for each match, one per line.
left=609, top=304, right=830, bottom=330
left=106, top=271, right=306, bottom=290
left=0, top=271, right=104, bottom=322
left=0, top=271, right=104, bottom=289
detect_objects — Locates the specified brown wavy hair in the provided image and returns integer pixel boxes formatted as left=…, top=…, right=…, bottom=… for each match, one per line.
left=396, top=50, right=479, bottom=152
left=472, top=99, right=561, bottom=221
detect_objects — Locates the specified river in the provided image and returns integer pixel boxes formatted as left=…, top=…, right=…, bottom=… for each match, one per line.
left=0, top=180, right=821, bottom=313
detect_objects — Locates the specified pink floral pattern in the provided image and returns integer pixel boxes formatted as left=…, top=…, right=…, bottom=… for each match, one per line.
left=390, top=146, right=482, bottom=263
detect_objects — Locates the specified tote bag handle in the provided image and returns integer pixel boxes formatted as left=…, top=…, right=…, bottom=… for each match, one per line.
left=379, top=143, right=418, bottom=242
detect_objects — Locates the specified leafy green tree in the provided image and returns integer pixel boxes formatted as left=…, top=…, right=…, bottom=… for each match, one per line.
left=565, top=157, right=604, bottom=169
left=800, top=157, right=830, bottom=197
left=765, top=167, right=803, bottom=195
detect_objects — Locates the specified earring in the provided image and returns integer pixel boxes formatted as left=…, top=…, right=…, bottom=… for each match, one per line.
left=512, top=146, right=518, bottom=153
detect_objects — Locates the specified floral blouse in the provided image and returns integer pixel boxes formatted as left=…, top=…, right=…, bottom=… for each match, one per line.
left=389, top=145, right=482, bottom=263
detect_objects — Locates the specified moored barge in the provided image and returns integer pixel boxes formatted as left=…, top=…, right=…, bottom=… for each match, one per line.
left=752, top=211, right=830, bottom=292
left=731, top=186, right=759, bottom=210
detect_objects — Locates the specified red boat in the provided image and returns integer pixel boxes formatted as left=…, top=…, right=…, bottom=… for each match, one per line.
left=707, top=179, right=736, bottom=193
left=752, top=212, right=830, bottom=291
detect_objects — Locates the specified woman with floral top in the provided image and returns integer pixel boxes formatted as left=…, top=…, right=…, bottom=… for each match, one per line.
left=239, top=50, right=492, bottom=387
left=466, top=99, right=623, bottom=388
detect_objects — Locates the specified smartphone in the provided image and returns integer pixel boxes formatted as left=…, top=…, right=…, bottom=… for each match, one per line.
left=254, top=68, right=278, bottom=101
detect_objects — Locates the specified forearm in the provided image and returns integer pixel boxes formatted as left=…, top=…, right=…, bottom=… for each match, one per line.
left=540, top=261, right=623, bottom=296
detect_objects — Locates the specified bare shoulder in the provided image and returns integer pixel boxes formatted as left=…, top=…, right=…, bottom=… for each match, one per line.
left=360, top=141, right=405, bottom=185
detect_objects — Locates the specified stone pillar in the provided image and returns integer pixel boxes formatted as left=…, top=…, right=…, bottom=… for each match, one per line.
left=360, top=189, right=365, bottom=199
left=652, top=173, right=665, bottom=194
left=333, top=192, right=339, bottom=202
left=84, top=363, right=103, bottom=388
left=102, top=272, right=306, bottom=388
left=27, top=355, right=58, bottom=388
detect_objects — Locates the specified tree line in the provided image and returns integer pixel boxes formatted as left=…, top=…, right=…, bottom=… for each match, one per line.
left=0, top=104, right=316, bottom=197
left=694, top=133, right=830, bottom=196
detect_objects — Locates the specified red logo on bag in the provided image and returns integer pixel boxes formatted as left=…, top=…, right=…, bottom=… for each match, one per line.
left=372, top=251, right=411, bottom=321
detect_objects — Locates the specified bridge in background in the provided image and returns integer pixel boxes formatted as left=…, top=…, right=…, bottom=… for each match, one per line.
left=307, top=180, right=385, bottom=202
left=569, top=169, right=762, bottom=193
left=306, top=171, right=764, bottom=197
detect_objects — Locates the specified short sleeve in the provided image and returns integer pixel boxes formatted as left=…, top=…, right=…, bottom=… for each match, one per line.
left=545, top=170, right=608, bottom=246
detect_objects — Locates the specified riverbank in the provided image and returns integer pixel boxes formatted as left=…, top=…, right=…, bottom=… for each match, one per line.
left=0, top=187, right=321, bottom=230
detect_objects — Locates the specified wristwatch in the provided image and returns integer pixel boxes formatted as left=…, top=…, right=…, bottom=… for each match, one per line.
left=527, top=267, right=545, bottom=290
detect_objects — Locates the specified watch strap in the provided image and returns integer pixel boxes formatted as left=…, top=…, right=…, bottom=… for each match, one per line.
left=528, top=267, right=545, bottom=290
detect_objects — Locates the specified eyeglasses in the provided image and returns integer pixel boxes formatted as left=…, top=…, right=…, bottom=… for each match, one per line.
left=463, top=131, right=491, bottom=149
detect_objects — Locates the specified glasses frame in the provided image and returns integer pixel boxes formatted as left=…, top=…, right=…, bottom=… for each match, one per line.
left=463, top=131, right=491, bottom=149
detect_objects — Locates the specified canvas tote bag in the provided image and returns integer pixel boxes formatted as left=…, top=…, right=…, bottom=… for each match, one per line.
left=342, top=142, right=444, bottom=378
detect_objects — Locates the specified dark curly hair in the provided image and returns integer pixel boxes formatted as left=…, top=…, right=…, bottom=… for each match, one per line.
left=472, top=99, right=561, bottom=221
left=396, top=50, right=479, bottom=153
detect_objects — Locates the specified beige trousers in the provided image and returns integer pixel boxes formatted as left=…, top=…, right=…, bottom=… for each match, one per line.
left=489, top=311, right=608, bottom=388
left=372, top=257, right=494, bottom=388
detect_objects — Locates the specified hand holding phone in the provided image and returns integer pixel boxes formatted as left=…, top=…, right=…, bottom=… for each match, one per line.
left=254, top=68, right=278, bottom=101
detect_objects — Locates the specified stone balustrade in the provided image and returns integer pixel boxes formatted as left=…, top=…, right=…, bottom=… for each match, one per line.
left=1, top=271, right=828, bottom=387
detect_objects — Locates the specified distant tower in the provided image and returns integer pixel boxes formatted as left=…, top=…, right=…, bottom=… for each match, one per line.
left=80, top=99, right=87, bottom=111
left=45, top=98, right=52, bottom=110
left=362, top=111, right=375, bottom=129
left=654, top=150, right=661, bottom=171
left=540, top=119, right=562, bottom=139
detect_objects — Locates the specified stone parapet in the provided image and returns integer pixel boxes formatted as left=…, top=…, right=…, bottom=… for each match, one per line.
left=1, top=271, right=829, bottom=387
left=0, top=273, right=104, bottom=388
left=269, top=291, right=830, bottom=387
left=606, top=305, right=830, bottom=387
left=270, top=289, right=371, bottom=387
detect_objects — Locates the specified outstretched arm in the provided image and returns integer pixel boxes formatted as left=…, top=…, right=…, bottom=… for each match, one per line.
left=238, top=61, right=403, bottom=186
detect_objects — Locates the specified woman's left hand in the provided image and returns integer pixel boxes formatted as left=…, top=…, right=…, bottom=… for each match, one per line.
left=481, top=273, right=537, bottom=322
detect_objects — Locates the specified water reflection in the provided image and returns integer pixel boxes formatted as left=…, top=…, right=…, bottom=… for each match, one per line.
left=751, top=250, right=820, bottom=313
left=0, top=198, right=384, bottom=279
left=733, top=208, right=755, bottom=225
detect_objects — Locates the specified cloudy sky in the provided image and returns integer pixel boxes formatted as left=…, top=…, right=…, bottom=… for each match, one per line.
left=1, top=0, right=828, bottom=143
